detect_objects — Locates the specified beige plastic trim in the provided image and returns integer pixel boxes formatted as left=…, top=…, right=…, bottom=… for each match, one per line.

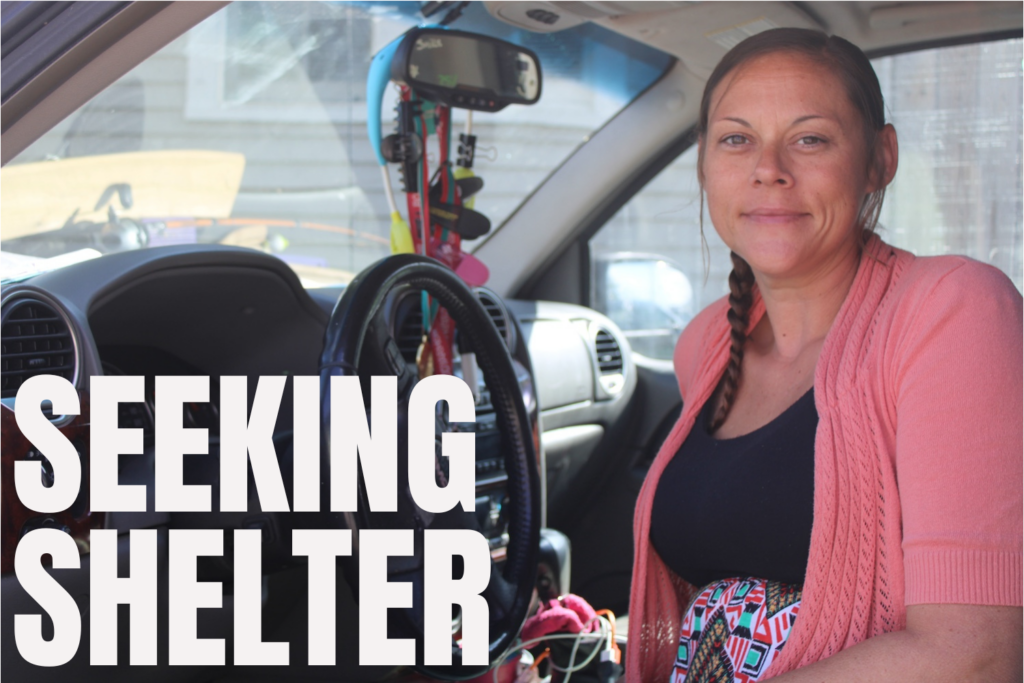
left=869, top=2, right=1022, bottom=31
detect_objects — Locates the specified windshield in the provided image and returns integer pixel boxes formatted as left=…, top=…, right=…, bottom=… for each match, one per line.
left=0, top=1, right=672, bottom=286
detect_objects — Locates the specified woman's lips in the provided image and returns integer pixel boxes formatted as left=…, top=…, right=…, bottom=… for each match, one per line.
left=741, top=210, right=809, bottom=224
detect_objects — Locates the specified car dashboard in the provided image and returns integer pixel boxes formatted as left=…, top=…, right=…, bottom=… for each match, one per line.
left=0, top=244, right=636, bottom=681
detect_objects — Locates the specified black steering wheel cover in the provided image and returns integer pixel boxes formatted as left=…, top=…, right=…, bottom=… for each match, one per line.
left=319, top=254, right=540, bottom=676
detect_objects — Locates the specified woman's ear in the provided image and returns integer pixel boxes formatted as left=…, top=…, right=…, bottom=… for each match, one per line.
left=869, top=123, right=899, bottom=191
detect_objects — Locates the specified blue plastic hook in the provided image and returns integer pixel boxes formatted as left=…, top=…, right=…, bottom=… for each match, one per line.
left=366, top=35, right=403, bottom=167
left=367, top=25, right=448, bottom=167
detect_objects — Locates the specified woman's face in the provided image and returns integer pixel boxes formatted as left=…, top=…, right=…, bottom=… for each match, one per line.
left=701, top=51, right=888, bottom=283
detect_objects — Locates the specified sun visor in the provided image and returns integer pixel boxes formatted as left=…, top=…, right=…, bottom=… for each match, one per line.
left=587, top=2, right=823, bottom=78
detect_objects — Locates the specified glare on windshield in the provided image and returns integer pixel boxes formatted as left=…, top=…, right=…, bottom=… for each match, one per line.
left=0, top=2, right=671, bottom=286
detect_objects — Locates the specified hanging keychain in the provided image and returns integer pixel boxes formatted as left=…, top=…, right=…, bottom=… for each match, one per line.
left=366, top=23, right=540, bottom=381
left=414, top=101, right=458, bottom=379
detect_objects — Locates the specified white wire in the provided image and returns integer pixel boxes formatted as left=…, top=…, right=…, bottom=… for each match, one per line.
left=556, top=630, right=587, bottom=683
left=491, top=633, right=602, bottom=683
left=551, top=616, right=610, bottom=683
left=491, top=615, right=612, bottom=683
left=381, top=165, right=399, bottom=215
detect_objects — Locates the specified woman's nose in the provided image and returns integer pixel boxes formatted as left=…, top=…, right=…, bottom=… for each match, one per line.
left=751, top=144, right=793, bottom=187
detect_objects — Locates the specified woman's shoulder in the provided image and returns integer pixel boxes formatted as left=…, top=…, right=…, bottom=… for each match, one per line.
left=898, top=250, right=1019, bottom=295
left=889, top=251, right=1022, bottom=327
left=879, top=250, right=1022, bottom=379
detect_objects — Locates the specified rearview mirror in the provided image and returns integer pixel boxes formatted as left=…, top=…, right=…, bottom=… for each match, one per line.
left=391, top=27, right=542, bottom=112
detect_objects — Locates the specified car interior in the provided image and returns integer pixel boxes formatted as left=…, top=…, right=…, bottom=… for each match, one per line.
left=1, top=1, right=1021, bottom=681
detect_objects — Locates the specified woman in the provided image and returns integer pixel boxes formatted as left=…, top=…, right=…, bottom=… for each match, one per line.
left=627, top=29, right=1022, bottom=682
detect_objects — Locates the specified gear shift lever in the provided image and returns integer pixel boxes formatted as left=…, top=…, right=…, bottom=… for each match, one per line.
left=537, top=527, right=571, bottom=601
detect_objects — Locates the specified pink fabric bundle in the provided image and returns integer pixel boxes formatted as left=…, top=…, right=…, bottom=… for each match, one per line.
left=520, top=594, right=598, bottom=642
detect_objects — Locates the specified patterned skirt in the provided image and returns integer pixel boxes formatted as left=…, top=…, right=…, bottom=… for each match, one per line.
left=670, top=578, right=802, bottom=683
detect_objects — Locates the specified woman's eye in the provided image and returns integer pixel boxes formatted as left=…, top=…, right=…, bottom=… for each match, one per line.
left=721, top=134, right=747, bottom=146
left=797, top=135, right=825, bottom=146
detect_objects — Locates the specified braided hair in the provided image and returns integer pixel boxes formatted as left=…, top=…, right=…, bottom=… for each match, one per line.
left=698, top=29, right=888, bottom=432
left=707, top=252, right=755, bottom=431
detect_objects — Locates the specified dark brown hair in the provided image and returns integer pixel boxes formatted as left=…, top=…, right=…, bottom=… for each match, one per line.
left=700, top=28, right=889, bottom=432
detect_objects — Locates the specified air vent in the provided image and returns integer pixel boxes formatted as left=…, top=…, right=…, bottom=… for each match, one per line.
left=396, top=305, right=425, bottom=363
left=594, top=329, right=623, bottom=375
left=1, top=298, right=76, bottom=399
left=475, top=289, right=514, bottom=349
left=395, top=289, right=514, bottom=362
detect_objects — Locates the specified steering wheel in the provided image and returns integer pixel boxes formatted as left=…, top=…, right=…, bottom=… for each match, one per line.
left=319, top=254, right=540, bottom=678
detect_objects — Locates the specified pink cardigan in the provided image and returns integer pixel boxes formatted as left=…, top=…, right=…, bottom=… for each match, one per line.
left=627, top=234, right=1023, bottom=682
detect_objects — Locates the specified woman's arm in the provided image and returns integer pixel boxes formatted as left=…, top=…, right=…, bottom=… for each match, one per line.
left=773, top=261, right=1023, bottom=682
left=770, top=603, right=1022, bottom=682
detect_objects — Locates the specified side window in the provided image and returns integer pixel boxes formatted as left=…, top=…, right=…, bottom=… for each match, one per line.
left=589, top=145, right=729, bottom=361
left=874, top=38, right=1023, bottom=289
left=590, top=37, right=1023, bottom=360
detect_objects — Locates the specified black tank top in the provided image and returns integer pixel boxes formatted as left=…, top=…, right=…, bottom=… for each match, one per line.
left=650, top=388, right=817, bottom=587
